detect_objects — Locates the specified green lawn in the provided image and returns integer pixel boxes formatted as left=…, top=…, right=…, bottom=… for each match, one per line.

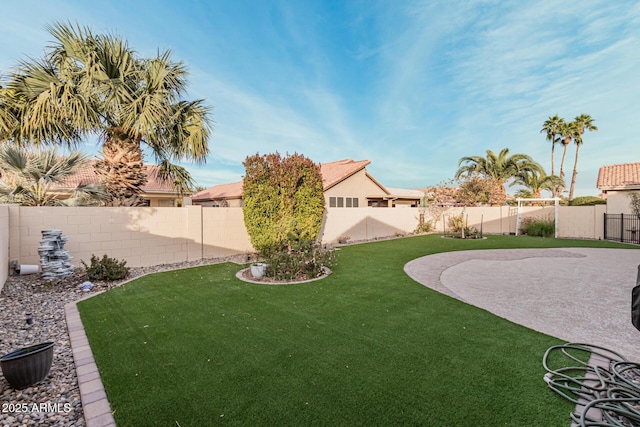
left=78, top=235, right=638, bottom=426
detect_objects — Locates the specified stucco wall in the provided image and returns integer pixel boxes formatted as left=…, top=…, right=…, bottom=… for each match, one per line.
left=2, top=204, right=613, bottom=282
left=559, top=205, right=606, bottom=239
left=606, top=190, right=639, bottom=214
left=202, top=207, right=252, bottom=258
left=9, top=206, right=194, bottom=268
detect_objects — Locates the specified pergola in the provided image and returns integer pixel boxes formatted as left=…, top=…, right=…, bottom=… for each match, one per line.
left=514, top=197, right=560, bottom=238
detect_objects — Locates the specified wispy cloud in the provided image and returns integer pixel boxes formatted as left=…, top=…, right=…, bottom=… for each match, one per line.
left=0, top=0, right=637, bottom=195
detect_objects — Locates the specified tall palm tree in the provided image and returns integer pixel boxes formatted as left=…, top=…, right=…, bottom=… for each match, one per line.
left=568, top=114, right=597, bottom=201
left=0, top=22, right=211, bottom=206
left=0, top=145, right=106, bottom=206
left=557, top=120, right=578, bottom=182
left=455, top=148, right=543, bottom=206
left=540, top=114, right=565, bottom=178
left=511, top=169, right=564, bottom=199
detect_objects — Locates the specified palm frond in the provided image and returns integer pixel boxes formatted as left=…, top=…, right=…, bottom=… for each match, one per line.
left=157, top=159, right=195, bottom=195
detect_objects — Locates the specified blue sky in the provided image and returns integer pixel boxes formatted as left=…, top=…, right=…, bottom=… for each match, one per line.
left=1, top=0, right=638, bottom=197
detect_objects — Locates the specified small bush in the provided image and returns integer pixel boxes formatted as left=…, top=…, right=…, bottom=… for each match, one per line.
left=263, top=239, right=334, bottom=281
left=82, top=254, right=130, bottom=281
left=448, top=214, right=465, bottom=233
left=338, top=235, right=351, bottom=244
left=447, top=214, right=479, bottom=237
left=414, top=222, right=433, bottom=234
left=569, top=196, right=606, bottom=206
left=520, top=217, right=555, bottom=237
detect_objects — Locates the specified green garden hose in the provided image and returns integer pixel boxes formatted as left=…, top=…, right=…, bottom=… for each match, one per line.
left=543, top=342, right=640, bottom=426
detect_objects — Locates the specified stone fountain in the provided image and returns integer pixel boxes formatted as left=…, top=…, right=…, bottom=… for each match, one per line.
left=38, top=230, right=75, bottom=280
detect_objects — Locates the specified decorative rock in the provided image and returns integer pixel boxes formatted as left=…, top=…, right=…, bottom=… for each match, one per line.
left=79, top=282, right=93, bottom=292
left=1, top=253, right=248, bottom=426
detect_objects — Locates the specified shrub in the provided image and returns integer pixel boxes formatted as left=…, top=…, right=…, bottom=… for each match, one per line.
left=447, top=213, right=479, bottom=238
left=414, top=222, right=433, bottom=234
left=338, top=235, right=351, bottom=244
left=82, top=254, right=130, bottom=281
left=263, top=238, right=334, bottom=281
left=569, top=196, right=606, bottom=206
left=520, top=217, right=555, bottom=237
left=448, top=214, right=465, bottom=233
left=242, top=152, right=331, bottom=281
left=242, top=152, right=325, bottom=254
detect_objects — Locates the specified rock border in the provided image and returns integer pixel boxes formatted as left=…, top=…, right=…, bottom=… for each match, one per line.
left=235, top=267, right=332, bottom=285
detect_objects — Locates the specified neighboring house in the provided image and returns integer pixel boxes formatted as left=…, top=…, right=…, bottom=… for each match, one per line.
left=597, top=162, right=640, bottom=213
left=52, top=162, right=188, bottom=207
left=190, top=181, right=244, bottom=207
left=192, top=158, right=424, bottom=208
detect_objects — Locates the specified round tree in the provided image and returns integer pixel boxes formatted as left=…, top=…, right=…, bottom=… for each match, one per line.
left=242, top=152, right=325, bottom=255
left=242, top=152, right=331, bottom=281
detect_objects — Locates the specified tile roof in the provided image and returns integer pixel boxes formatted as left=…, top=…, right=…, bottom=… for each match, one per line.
left=193, top=158, right=376, bottom=201
left=597, top=162, right=640, bottom=189
left=53, top=161, right=181, bottom=193
left=320, top=159, right=371, bottom=190
left=192, top=181, right=244, bottom=201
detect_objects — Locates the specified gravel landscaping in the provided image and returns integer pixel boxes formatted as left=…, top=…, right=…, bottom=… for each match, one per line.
left=0, top=255, right=247, bottom=426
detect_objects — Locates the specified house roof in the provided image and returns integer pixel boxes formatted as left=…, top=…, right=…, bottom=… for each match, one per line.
left=54, top=161, right=181, bottom=194
left=193, top=158, right=379, bottom=202
left=192, top=181, right=244, bottom=201
left=597, top=162, right=640, bottom=190
left=385, top=187, right=425, bottom=198
left=320, top=159, right=372, bottom=190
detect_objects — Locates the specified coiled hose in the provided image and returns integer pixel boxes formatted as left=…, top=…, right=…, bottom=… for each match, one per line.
left=543, top=342, right=640, bottom=426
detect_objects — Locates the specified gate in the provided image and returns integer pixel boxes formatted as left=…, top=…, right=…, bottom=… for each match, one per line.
left=604, top=213, right=640, bottom=244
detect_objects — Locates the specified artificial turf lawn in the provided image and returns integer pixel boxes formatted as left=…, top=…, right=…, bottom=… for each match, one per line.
left=77, top=235, right=638, bottom=426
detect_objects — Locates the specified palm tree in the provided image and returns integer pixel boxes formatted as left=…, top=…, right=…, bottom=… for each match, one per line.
left=0, top=145, right=106, bottom=206
left=512, top=169, right=564, bottom=199
left=568, top=114, right=597, bottom=201
left=0, top=22, right=211, bottom=206
left=557, top=120, right=578, bottom=182
left=540, top=114, right=565, bottom=177
left=455, top=148, right=543, bottom=206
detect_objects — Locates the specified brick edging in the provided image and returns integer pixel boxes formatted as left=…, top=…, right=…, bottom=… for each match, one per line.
left=65, top=298, right=116, bottom=427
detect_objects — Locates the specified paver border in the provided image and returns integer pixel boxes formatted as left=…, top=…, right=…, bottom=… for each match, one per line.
left=65, top=297, right=116, bottom=427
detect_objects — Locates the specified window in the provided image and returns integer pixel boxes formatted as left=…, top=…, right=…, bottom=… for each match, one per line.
left=329, top=196, right=358, bottom=208
left=158, top=200, right=175, bottom=207
left=368, top=200, right=388, bottom=208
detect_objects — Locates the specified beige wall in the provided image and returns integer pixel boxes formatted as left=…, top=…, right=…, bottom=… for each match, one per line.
left=606, top=190, right=639, bottom=214
left=321, top=207, right=419, bottom=242
left=202, top=207, right=252, bottom=258
left=558, top=205, right=605, bottom=239
left=6, top=206, right=253, bottom=271
left=324, top=169, right=386, bottom=208
left=0, top=204, right=614, bottom=290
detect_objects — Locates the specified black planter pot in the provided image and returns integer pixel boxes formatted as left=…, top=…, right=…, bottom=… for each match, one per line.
left=0, top=342, right=54, bottom=389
